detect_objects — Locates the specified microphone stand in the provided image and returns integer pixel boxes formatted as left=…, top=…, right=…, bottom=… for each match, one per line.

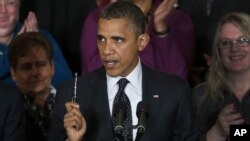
left=115, top=136, right=124, bottom=141
left=115, top=130, right=124, bottom=141
left=135, top=127, right=144, bottom=141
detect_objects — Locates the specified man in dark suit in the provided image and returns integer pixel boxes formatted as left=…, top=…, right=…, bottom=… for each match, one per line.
left=49, top=1, right=197, bottom=141
left=0, top=81, right=25, bottom=141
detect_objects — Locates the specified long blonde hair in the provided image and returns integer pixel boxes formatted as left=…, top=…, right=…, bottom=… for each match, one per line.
left=207, top=12, right=250, bottom=100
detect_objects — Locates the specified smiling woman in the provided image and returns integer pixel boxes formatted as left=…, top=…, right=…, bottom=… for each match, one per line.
left=0, top=0, right=20, bottom=44
left=192, top=12, right=250, bottom=141
left=8, top=32, right=56, bottom=141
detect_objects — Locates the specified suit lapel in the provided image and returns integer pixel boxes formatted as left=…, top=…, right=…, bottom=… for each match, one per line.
left=141, top=65, right=163, bottom=119
left=88, top=68, right=115, bottom=140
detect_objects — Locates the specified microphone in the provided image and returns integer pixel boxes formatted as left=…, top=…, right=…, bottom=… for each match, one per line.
left=114, top=103, right=127, bottom=138
left=135, top=101, right=148, bottom=141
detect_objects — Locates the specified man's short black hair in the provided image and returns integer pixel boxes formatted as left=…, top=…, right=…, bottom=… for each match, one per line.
left=99, top=1, right=147, bottom=36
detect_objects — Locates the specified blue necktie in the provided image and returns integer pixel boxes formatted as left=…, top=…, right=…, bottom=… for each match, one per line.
left=112, top=78, right=133, bottom=141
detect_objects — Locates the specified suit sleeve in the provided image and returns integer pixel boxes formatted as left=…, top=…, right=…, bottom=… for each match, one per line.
left=4, top=89, right=26, bottom=141
left=173, top=81, right=198, bottom=141
left=49, top=83, right=71, bottom=141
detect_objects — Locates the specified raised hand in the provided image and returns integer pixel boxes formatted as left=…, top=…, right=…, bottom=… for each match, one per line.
left=64, top=102, right=86, bottom=141
left=18, top=11, right=38, bottom=34
left=154, top=0, right=177, bottom=32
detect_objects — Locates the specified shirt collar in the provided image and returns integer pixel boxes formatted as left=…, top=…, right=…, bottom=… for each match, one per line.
left=107, top=59, right=142, bottom=90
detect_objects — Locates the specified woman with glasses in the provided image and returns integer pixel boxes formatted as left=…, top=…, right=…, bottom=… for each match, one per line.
left=192, top=12, right=250, bottom=141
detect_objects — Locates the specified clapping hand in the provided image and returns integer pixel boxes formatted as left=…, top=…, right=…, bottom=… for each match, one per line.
left=207, top=103, right=245, bottom=140
left=18, top=11, right=38, bottom=34
left=154, top=0, right=177, bottom=32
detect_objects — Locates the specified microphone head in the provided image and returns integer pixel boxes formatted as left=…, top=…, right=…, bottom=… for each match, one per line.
left=136, top=101, right=147, bottom=117
left=136, top=101, right=148, bottom=136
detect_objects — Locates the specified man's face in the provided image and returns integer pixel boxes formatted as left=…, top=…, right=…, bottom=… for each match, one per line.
left=11, top=47, right=54, bottom=96
left=97, top=18, right=147, bottom=77
left=0, top=0, right=19, bottom=38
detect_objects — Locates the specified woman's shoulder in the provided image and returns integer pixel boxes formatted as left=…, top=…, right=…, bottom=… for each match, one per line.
left=193, top=82, right=208, bottom=95
left=192, top=82, right=211, bottom=108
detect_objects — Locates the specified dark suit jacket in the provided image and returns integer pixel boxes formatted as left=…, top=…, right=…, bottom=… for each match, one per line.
left=49, top=65, right=197, bottom=141
left=0, top=81, right=25, bottom=141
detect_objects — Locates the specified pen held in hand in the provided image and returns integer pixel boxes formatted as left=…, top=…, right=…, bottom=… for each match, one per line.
left=72, top=73, right=78, bottom=103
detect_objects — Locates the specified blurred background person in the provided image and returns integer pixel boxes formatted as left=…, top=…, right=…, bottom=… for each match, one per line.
left=8, top=32, right=56, bottom=141
left=192, top=12, right=250, bottom=141
left=80, top=0, right=194, bottom=80
left=0, top=0, right=72, bottom=88
left=179, top=0, right=250, bottom=86
left=20, top=0, right=96, bottom=74
left=96, top=0, right=109, bottom=7
left=0, top=81, right=25, bottom=141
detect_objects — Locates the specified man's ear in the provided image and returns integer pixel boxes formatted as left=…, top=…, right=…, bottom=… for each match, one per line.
left=137, top=33, right=150, bottom=51
left=10, top=68, right=17, bottom=81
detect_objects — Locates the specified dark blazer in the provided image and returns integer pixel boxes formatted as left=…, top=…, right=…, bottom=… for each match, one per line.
left=49, top=65, right=197, bottom=141
left=0, top=81, right=25, bottom=141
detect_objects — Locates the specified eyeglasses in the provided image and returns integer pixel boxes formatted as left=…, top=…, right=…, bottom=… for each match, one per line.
left=219, top=36, right=250, bottom=49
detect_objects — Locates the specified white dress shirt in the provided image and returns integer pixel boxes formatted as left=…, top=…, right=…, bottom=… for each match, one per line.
left=107, top=60, right=142, bottom=140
